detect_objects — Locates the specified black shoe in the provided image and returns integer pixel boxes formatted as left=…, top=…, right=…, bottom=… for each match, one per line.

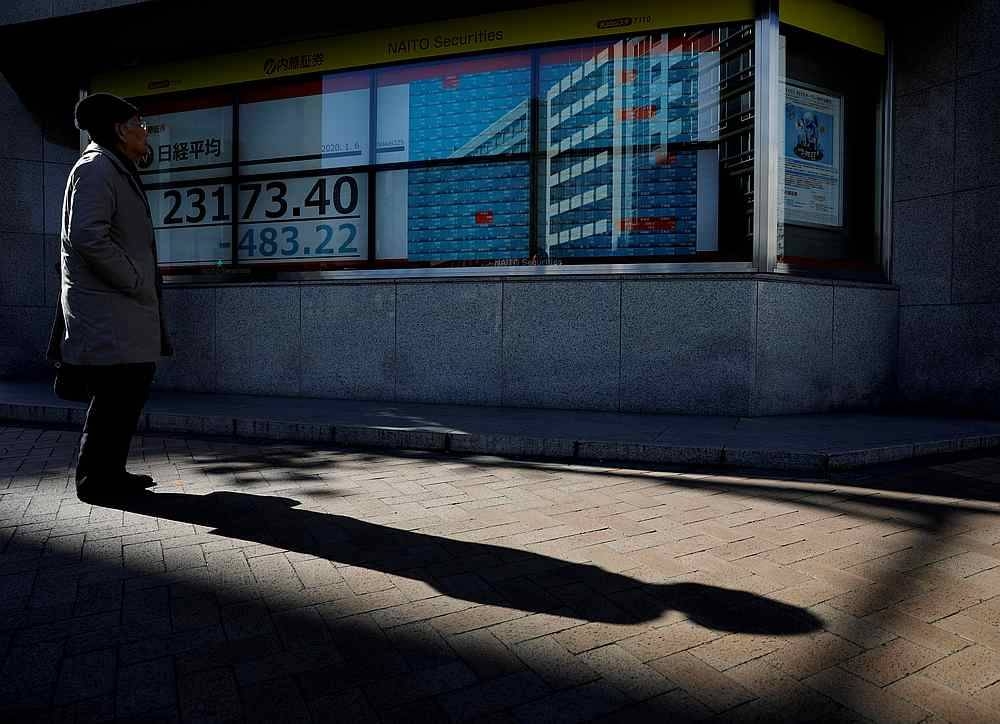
left=76, top=480, right=142, bottom=503
left=117, top=472, right=156, bottom=488
left=75, top=472, right=155, bottom=502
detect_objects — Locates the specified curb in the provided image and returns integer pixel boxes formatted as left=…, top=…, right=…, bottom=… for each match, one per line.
left=2, top=403, right=998, bottom=473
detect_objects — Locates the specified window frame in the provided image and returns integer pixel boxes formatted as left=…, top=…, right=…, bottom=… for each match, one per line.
left=89, top=3, right=887, bottom=285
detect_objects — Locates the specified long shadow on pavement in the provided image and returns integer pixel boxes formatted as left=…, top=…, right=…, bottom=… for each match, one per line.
left=9, top=423, right=998, bottom=722
left=103, top=489, right=822, bottom=635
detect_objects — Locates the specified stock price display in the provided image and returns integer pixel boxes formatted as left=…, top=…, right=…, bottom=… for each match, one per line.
left=161, top=186, right=230, bottom=225
left=148, top=184, right=233, bottom=267
left=238, top=174, right=366, bottom=262
left=151, top=173, right=367, bottom=265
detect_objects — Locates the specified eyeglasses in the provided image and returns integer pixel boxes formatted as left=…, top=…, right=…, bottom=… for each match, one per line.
left=126, top=118, right=148, bottom=132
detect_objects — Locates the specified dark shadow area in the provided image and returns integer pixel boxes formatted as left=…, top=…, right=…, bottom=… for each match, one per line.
left=2, top=426, right=996, bottom=722
left=103, top=490, right=822, bottom=635
left=0, top=527, right=830, bottom=723
left=155, top=442, right=451, bottom=485
left=829, top=454, right=1000, bottom=500
left=183, top=450, right=344, bottom=483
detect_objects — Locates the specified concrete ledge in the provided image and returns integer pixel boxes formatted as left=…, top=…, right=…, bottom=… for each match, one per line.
left=913, top=439, right=966, bottom=457
left=1, top=396, right=998, bottom=474
left=147, top=413, right=233, bottom=437
left=827, top=445, right=916, bottom=470
left=234, top=419, right=333, bottom=442
left=576, top=442, right=723, bottom=466
left=963, top=434, right=1000, bottom=450
left=723, top=448, right=828, bottom=471
left=0, top=403, right=78, bottom=425
left=335, top=426, right=448, bottom=452
left=448, top=434, right=576, bottom=459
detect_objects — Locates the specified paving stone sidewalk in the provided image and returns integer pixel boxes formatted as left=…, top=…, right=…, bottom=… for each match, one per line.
left=2, top=422, right=1000, bottom=722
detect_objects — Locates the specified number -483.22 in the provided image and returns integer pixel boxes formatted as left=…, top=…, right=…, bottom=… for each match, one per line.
left=238, top=223, right=359, bottom=258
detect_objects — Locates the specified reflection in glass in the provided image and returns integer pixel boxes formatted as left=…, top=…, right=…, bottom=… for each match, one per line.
left=537, top=27, right=753, bottom=260
left=376, top=54, right=532, bottom=164
left=238, top=72, right=371, bottom=177
left=377, top=163, right=530, bottom=263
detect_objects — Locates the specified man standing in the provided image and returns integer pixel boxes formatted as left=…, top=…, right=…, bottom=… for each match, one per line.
left=47, top=92, right=172, bottom=502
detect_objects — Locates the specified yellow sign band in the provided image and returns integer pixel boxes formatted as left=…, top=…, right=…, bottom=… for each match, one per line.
left=94, top=0, right=755, bottom=97
left=781, top=0, right=885, bottom=55
left=92, top=0, right=883, bottom=99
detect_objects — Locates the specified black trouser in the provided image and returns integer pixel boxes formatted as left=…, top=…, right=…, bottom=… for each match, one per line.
left=75, top=362, right=156, bottom=485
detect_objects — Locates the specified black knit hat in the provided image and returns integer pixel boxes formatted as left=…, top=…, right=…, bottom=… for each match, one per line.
left=73, top=92, right=140, bottom=133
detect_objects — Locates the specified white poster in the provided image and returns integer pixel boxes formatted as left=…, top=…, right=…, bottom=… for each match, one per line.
left=783, top=83, right=843, bottom=228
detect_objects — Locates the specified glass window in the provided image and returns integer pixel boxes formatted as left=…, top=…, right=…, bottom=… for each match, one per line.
left=140, top=93, right=234, bottom=270
left=137, top=21, right=758, bottom=276
left=237, top=71, right=371, bottom=266
left=239, top=73, right=370, bottom=174
left=376, top=54, right=532, bottom=163
left=376, top=163, right=529, bottom=263
left=375, top=53, right=532, bottom=266
left=777, top=26, right=885, bottom=271
left=537, top=25, right=754, bottom=261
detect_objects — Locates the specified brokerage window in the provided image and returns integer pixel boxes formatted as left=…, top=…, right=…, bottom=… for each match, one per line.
left=135, top=22, right=756, bottom=274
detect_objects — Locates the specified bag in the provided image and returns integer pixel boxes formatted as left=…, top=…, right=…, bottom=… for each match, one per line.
left=48, top=279, right=90, bottom=402
left=53, top=362, right=91, bottom=402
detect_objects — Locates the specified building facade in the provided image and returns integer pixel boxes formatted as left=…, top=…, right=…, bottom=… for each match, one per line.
left=0, top=0, right=997, bottom=418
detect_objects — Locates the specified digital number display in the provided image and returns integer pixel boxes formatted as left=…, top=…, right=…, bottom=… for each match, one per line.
left=236, top=173, right=367, bottom=262
left=158, top=186, right=231, bottom=225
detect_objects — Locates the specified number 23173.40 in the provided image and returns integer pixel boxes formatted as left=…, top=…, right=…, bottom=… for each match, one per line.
left=161, top=177, right=360, bottom=225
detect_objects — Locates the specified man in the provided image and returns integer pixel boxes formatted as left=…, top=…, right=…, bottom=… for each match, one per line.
left=47, top=92, right=172, bottom=502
